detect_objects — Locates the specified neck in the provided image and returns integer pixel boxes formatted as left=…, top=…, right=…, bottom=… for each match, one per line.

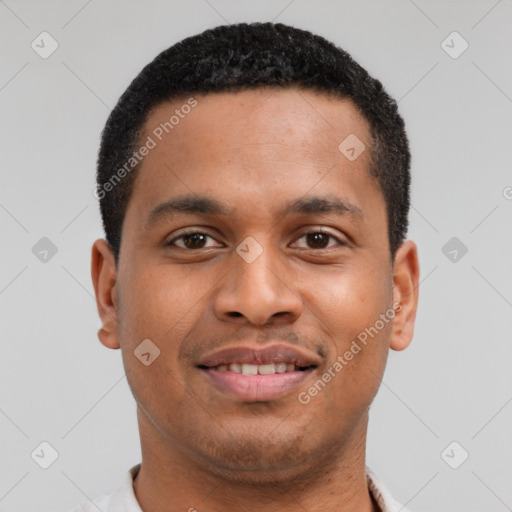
left=133, top=409, right=379, bottom=512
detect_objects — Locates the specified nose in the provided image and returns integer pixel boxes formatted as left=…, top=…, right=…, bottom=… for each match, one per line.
left=213, top=241, right=303, bottom=326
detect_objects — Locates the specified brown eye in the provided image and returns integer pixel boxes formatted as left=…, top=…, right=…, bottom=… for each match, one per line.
left=168, top=232, right=217, bottom=250
left=293, top=231, right=345, bottom=250
left=306, top=232, right=330, bottom=249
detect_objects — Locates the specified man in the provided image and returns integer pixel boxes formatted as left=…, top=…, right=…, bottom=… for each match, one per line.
left=81, top=21, right=419, bottom=512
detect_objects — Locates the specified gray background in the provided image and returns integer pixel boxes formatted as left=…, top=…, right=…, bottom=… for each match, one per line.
left=1, top=1, right=511, bottom=511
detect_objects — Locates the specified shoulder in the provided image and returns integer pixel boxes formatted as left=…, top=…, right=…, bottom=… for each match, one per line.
left=66, top=493, right=112, bottom=512
left=66, top=463, right=142, bottom=512
left=366, top=466, right=412, bottom=512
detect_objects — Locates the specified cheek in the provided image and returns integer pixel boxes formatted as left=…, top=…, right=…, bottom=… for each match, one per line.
left=117, top=266, right=196, bottom=423
left=118, top=265, right=203, bottom=343
left=298, top=261, right=391, bottom=406
left=116, top=265, right=212, bottom=403
left=302, top=260, right=391, bottom=339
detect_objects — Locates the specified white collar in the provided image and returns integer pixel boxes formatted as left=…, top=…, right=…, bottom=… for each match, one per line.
left=366, top=466, right=410, bottom=512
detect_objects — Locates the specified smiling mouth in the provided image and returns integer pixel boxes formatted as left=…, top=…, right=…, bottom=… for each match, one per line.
left=198, top=362, right=316, bottom=375
left=196, top=344, right=320, bottom=402
left=198, top=365, right=317, bottom=402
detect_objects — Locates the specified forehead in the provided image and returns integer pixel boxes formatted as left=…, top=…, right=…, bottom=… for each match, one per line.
left=125, top=87, right=384, bottom=232
left=141, top=87, right=371, bottom=169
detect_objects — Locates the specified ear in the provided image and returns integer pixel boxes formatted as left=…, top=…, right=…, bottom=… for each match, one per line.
left=91, top=239, right=121, bottom=350
left=389, top=239, right=420, bottom=351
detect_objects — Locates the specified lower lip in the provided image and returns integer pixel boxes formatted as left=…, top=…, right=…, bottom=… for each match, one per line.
left=200, top=368, right=315, bottom=402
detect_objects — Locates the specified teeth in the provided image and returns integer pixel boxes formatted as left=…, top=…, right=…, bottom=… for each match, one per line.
left=258, top=364, right=276, bottom=375
left=214, top=363, right=299, bottom=373
left=275, top=363, right=288, bottom=373
left=241, top=364, right=258, bottom=375
left=229, top=363, right=242, bottom=373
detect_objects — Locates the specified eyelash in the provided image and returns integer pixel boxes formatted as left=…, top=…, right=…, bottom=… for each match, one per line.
left=166, top=229, right=347, bottom=250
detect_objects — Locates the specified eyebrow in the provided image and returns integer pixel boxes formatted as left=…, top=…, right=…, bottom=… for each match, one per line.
left=285, top=195, right=363, bottom=218
left=145, top=193, right=363, bottom=229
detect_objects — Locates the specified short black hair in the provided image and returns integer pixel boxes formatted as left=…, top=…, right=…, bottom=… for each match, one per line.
left=96, top=22, right=410, bottom=264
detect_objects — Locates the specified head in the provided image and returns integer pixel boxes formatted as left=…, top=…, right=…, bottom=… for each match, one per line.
left=92, top=22, right=419, bottom=483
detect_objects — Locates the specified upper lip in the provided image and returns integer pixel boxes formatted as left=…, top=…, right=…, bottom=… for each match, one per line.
left=197, top=344, right=322, bottom=368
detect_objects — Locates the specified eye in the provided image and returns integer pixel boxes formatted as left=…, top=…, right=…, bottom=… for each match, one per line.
left=166, top=229, right=346, bottom=251
left=167, top=232, right=221, bottom=250
left=292, top=230, right=346, bottom=250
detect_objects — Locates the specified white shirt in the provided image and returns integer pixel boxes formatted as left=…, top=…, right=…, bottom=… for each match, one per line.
left=68, top=464, right=410, bottom=512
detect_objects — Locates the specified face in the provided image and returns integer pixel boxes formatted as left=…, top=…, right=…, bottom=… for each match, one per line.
left=92, top=87, right=419, bottom=482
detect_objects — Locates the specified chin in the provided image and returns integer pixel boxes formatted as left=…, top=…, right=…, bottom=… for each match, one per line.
left=186, top=427, right=333, bottom=485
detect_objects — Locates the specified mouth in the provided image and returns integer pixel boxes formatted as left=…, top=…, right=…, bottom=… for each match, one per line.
left=197, top=344, right=320, bottom=402
left=199, top=362, right=315, bottom=374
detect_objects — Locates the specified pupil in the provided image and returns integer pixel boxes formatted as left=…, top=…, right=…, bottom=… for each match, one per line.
left=184, top=233, right=205, bottom=249
left=307, top=233, right=328, bottom=248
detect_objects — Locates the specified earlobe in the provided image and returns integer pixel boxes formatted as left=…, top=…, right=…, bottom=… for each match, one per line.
left=91, top=239, right=121, bottom=350
left=389, top=240, right=420, bottom=352
left=97, top=327, right=119, bottom=350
